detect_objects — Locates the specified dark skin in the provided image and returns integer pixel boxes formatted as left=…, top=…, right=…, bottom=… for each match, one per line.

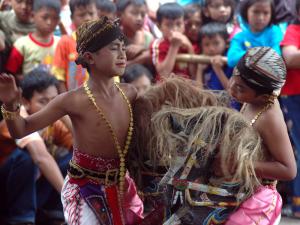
left=0, top=39, right=137, bottom=158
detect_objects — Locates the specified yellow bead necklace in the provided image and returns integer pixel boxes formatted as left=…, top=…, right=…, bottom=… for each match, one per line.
left=83, top=81, right=133, bottom=198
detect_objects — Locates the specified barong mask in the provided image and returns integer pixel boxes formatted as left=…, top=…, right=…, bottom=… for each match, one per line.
left=75, top=17, right=124, bottom=68
left=235, top=47, right=286, bottom=95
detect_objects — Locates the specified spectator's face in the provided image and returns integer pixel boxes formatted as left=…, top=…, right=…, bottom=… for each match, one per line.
left=247, top=1, right=271, bottom=33
left=185, top=11, right=202, bottom=43
left=159, top=17, right=185, bottom=39
left=72, top=3, right=98, bottom=28
left=131, top=74, right=151, bottom=95
left=11, top=0, right=33, bottom=23
left=120, top=4, right=147, bottom=32
left=24, top=85, right=58, bottom=114
left=34, top=7, right=60, bottom=36
left=205, top=0, right=232, bottom=23
left=201, top=34, right=226, bottom=56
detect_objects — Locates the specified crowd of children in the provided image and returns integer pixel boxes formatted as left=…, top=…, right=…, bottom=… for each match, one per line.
left=0, top=0, right=299, bottom=224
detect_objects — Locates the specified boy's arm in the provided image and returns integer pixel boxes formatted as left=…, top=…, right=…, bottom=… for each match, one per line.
left=211, top=56, right=230, bottom=89
left=26, top=139, right=64, bottom=192
left=0, top=31, right=5, bottom=51
left=51, top=37, right=69, bottom=93
left=194, top=63, right=206, bottom=87
left=156, top=32, right=194, bottom=78
left=0, top=74, right=67, bottom=139
left=254, top=109, right=297, bottom=181
left=282, top=45, right=300, bottom=69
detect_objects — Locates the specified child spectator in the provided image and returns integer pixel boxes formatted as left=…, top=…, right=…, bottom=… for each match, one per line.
left=150, top=2, right=196, bottom=80
left=0, top=68, right=72, bottom=225
left=227, top=47, right=296, bottom=224
left=117, top=0, right=153, bottom=65
left=227, top=0, right=283, bottom=68
left=122, top=63, right=153, bottom=95
left=202, top=0, right=236, bottom=34
left=96, top=0, right=117, bottom=20
left=51, top=0, right=98, bottom=92
left=5, top=0, right=61, bottom=79
left=184, top=3, right=202, bottom=54
left=280, top=0, right=300, bottom=218
left=0, top=0, right=35, bottom=72
left=196, top=22, right=232, bottom=90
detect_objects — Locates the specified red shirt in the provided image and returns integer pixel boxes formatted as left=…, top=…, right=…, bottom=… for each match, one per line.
left=150, top=38, right=190, bottom=81
left=280, top=24, right=300, bottom=96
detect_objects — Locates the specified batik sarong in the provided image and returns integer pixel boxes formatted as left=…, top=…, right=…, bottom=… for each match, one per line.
left=61, top=149, right=143, bottom=225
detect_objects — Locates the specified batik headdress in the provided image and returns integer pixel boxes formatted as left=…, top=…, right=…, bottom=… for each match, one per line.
left=75, top=17, right=124, bottom=67
left=235, top=47, right=286, bottom=95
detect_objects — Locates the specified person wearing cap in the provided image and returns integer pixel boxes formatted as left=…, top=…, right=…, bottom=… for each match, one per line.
left=0, top=17, right=143, bottom=225
left=227, top=47, right=297, bottom=224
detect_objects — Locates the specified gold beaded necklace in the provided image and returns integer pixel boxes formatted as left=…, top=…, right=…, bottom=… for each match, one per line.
left=240, top=100, right=274, bottom=126
left=83, top=81, right=133, bottom=197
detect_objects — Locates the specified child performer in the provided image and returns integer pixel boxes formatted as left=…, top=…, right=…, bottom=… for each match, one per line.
left=227, top=47, right=297, bottom=224
left=0, top=17, right=143, bottom=225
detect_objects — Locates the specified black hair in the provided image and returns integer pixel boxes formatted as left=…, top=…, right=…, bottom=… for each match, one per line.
left=21, top=68, right=59, bottom=101
left=184, top=3, right=202, bottom=20
left=33, top=0, right=61, bottom=14
left=70, top=0, right=96, bottom=17
left=122, top=64, right=153, bottom=83
left=157, top=3, right=184, bottom=24
left=297, top=0, right=300, bottom=12
left=116, top=0, right=146, bottom=13
left=199, top=22, right=229, bottom=42
left=203, top=0, right=236, bottom=24
left=239, top=0, right=277, bottom=25
left=96, top=0, right=116, bottom=13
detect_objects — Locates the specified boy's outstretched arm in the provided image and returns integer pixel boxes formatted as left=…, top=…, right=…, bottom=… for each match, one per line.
left=0, top=74, right=67, bottom=138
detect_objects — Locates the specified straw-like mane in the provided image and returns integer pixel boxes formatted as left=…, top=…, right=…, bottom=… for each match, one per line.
left=152, top=106, right=265, bottom=199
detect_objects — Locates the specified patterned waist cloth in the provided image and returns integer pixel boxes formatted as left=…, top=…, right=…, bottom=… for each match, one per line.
left=68, top=148, right=121, bottom=186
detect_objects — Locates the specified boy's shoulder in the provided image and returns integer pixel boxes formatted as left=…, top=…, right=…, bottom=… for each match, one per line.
left=119, top=82, right=138, bottom=103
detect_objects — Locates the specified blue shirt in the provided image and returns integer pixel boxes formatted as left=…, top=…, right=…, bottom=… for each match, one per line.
left=203, top=65, right=233, bottom=91
left=227, top=24, right=284, bottom=68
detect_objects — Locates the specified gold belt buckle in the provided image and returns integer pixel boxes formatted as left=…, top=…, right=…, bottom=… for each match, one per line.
left=69, top=160, right=85, bottom=179
left=105, top=168, right=119, bottom=186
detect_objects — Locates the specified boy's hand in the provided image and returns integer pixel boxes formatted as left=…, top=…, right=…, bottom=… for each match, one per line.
left=170, top=31, right=184, bottom=48
left=126, top=44, right=145, bottom=60
left=0, top=73, right=21, bottom=108
left=211, top=55, right=225, bottom=72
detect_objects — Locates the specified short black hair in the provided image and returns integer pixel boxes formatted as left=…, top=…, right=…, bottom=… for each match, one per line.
left=70, top=0, right=96, bottom=16
left=122, top=64, right=153, bottom=83
left=21, top=68, right=59, bottom=101
left=203, top=0, right=235, bottom=23
left=199, top=22, right=229, bottom=42
left=96, top=0, right=116, bottom=13
left=33, top=0, right=61, bottom=14
left=184, top=3, right=201, bottom=20
left=239, top=0, right=277, bottom=25
left=157, top=2, right=184, bottom=24
left=116, top=0, right=146, bottom=13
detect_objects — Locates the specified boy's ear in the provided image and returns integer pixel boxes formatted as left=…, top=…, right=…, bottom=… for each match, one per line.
left=82, top=52, right=95, bottom=65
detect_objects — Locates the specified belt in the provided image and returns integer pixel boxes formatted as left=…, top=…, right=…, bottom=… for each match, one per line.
left=68, top=160, right=119, bottom=186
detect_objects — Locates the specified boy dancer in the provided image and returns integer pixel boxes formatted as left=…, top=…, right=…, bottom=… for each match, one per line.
left=0, top=17, right=143, bottom=225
